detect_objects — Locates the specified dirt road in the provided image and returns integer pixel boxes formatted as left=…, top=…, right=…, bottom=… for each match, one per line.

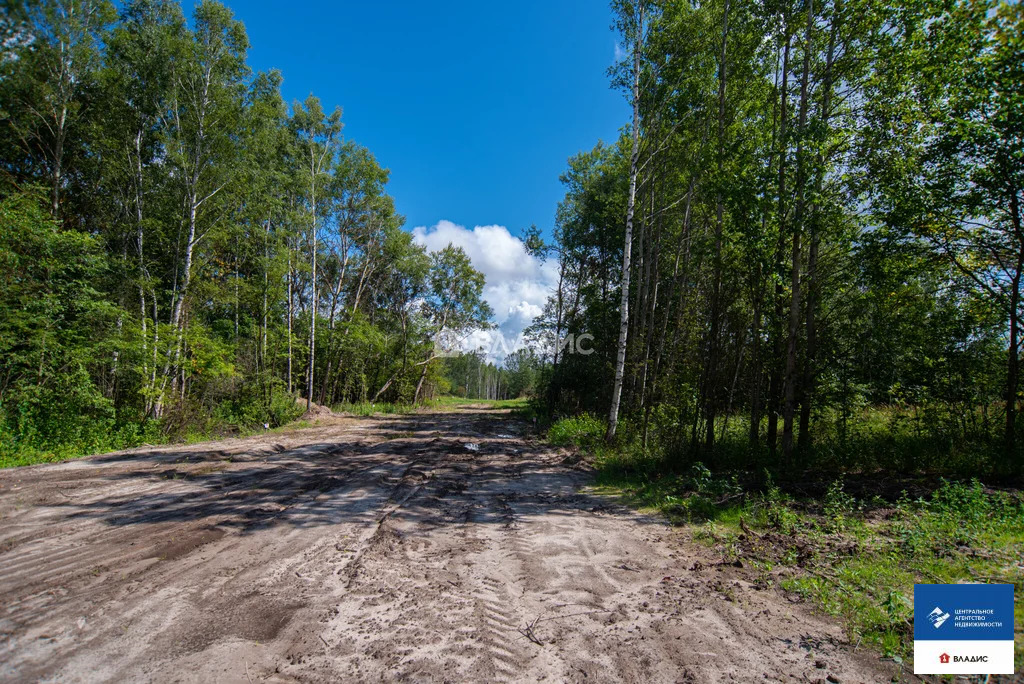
left=0, top=407, right=899, bottom=683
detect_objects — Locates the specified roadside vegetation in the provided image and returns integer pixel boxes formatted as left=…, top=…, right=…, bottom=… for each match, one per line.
left=0, top=1, right=498, bottom=469
left=535, top=1, right=1024, bottom=656
left=333, top=396, right=531, bottom=417
left=0, top=394, right=533, bottom=469
left=545, top=411, right=1024, bottom=672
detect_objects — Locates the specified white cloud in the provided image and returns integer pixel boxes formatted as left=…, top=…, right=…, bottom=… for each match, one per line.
left=412, top=220, right=558, bottom=364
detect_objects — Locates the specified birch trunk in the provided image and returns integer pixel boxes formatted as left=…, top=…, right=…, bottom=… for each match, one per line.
left=606, top=2, right=644, bottom=442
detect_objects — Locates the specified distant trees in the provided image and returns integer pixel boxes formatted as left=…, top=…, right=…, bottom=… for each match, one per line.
left=0, top=0, right=490, bottom=459
left=439, top=348, right=542, bottom=402
left=538, top=0, right=1021, bottom=476
left=415, top=246, right=492, bottom=402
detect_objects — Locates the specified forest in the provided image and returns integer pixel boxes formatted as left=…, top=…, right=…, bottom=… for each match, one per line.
left=533, top=0, right=1024, bottom=480
left=0, top=0, right=1022, bottom=481
left=1, top=0, right=1022, bottom=676
left=0, top=0, right=499, bottom=465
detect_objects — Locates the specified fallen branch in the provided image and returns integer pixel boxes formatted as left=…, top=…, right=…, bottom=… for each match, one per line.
left=517, top=616, right=544, bottom=645
left=739, top=515, right=759, bottom=540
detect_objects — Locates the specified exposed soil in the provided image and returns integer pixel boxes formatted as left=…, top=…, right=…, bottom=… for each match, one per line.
left=297, top=397, right=334, bottom=422
left=0, top=406, right=907, bottom=683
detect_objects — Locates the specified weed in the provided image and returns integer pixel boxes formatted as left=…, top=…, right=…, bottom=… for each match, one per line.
left=823, top=479, right=856, bottom=532
left=548, top=414, right=606, bottom=450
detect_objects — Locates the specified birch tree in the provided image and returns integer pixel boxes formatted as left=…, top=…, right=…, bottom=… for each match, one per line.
left=607, top=0, right=647, bottom=441
left=290, top=95, right=342, bottom=410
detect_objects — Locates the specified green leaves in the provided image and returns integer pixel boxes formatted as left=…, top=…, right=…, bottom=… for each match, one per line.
left=426, top=245, right=492, bottom=334
left=0, top=193, right=118, bottom=455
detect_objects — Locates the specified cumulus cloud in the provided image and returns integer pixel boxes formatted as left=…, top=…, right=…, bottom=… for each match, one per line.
left=412, top=220, right=558, bottom=364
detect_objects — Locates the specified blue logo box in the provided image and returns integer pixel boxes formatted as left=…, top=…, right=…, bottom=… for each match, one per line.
left=914, top=584, right=1014, bottom=642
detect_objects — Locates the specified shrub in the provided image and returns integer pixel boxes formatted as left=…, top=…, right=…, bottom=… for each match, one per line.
left=823, top=479, right=857, bottom=531
left=663, top=493, right=720, bottom=522
left=548, top=414, right=606, bottom=450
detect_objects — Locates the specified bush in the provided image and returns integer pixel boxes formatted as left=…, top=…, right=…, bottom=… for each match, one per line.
left=548, top=414, right=606, bottom=449
left=663, top=493, right=720, bottom=522
left=211, top=381, right=303, bottom=430
left=823, top=478, right=857, bottom=531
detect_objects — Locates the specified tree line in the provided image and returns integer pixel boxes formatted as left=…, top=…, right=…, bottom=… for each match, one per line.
left=531, top=0, right=1023, bottom=476
left=439, top=348, right=543, bottom=402
left=0, top=0, right=491, bottom=461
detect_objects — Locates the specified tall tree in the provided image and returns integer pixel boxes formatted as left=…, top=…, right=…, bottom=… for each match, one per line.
left=290, top=95, right=342, bottom=411
left=156, top=0, right=248, bottom=413
left=6, top=0, right=114, bottom=217
left=607, top=0, right=647, bottom=441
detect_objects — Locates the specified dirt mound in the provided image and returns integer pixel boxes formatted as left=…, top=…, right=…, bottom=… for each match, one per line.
left=296, top=396, right=334, bottom=421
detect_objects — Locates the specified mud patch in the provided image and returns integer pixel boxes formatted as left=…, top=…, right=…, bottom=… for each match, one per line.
left=160, top=592, right=304, bottom=657
left=146, top=527, right=226, bottom=562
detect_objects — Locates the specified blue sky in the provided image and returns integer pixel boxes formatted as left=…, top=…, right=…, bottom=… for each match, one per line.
left=231, top=0, right=629, bottom=358
left=235, top=0, right=629, bottom=238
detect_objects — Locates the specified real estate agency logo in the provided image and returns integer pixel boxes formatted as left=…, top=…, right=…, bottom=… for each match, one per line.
left=928, top=606, right=950, bottom=628
left=938, top=653, right=989, bottom=665
left=913, top=584, right=1014, bottom=676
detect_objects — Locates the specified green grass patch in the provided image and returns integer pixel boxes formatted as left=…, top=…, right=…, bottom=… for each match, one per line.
left=766, top=479, right=1024, bottom=669
left=333, top=397, right=530, bottom=415
left=332, top=401, right=418, bottom=416
left=425, top=396, right=531, bottom=410
left=548, top=414, right=606, bottom=450
left=584, top=443, right=1023, bottom=671
left=1, top=387, right=307, bottom=468
left=0, top=418, right=166, bottom=468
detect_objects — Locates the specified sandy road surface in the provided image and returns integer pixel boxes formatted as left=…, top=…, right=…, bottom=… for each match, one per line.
left=0, top=407, right=901, bottom=683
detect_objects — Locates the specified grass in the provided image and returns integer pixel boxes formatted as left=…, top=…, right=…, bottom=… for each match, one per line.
left=1, top=394, right=532, bottom=468
left=332, top=397, right=530, bottom=415
left=540, top=412, right=1023, bottom=672
left=1, top=391, right=309, bottom=468
left=424, top=396, right=531, bottom=411
left=0, top=416, right=325, bottom=468
left=0, top=419, right=166, bottom=468
left=633, top=403, right=1007, bottom=477
left=332, top=401, right=419, bottom=416
left=591, top=452, right=1024, bottom=672
left=769, top=480, right=1024, bottom=670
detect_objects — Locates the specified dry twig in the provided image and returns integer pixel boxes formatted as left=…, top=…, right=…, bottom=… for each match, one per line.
left=517, top=616, right=544, bottom=645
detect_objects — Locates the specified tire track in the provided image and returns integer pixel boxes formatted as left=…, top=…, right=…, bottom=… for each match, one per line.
left=0, top=408, right=901, bottom=684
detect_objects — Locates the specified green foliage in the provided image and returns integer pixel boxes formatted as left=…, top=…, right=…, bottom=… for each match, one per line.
left=777, top=481, right=1024, bottom=665
left=823, top=479, right=857, bottom=532
left=601, top=459, right=1024, bottom=668
left=0, top=194, right=123, bottom=464
left=333, top=401, right=417, bottom=416
left=211, top=381, right=302, bottom=430
left=531, top=0, right=1024, bottom=480
left=548, top=414, right=606, bottom=450
left=0, top=0, right=498, bottom=465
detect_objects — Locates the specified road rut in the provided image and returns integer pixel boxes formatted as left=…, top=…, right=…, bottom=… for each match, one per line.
left=0, top=407, right=899, bottom=682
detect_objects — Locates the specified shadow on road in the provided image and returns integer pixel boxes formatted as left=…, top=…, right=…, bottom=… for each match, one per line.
left=25, top=410, right=650, bottom=534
